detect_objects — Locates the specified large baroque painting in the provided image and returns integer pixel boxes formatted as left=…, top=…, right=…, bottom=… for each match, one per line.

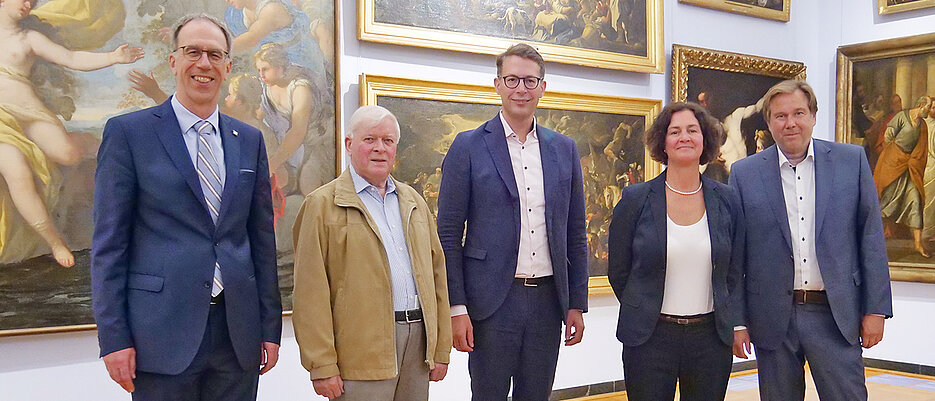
left=671, top=45, right=806, bottom=183
left=836, top=32, right=935, bottom=283
left=359, top=0, right=664, bottom=73
left=360, top=74, right=661, bottom=294
left=0, top=0, right=338, bottom=335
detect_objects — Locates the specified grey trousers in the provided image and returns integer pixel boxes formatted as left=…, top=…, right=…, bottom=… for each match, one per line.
left=336, top=321, right=430, bottom=401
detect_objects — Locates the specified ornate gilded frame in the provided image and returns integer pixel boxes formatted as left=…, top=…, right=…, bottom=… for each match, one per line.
left=678, top=0, right=790, bottom=22
left=671, top=44, right=806, bottom=102
left=358, top=0, right=664, bottom=73
left=0, top=1, right=342, bottom=337
left=359, top=74, right=662, bottom=295
left=836, top=32, right=935, bottom=284
left=878, top=0, right=935, bottom=15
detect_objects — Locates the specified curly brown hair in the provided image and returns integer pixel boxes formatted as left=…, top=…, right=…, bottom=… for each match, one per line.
left=644, top=102, right=723, bottom=165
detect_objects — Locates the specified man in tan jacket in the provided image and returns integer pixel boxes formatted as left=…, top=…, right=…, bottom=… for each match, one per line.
left=292, top=105, right=452, bottom=400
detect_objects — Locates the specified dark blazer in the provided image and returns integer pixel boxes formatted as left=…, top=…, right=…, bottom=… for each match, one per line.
left=608, top=172, right=745, bottom=347
left=729, top=140, right=892, bottom=350
left=437, top=115, right=589, bottom=321
left=91, top=99, right=282, bottom=375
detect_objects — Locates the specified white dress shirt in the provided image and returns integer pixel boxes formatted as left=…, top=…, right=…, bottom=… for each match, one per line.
left=778, top=140, right=825, bottom=290
left=171, top=94, right=225, bottom=186
left=661, top=212, right=714, bottom=316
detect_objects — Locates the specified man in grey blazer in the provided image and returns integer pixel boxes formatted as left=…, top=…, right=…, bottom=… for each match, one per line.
left=729, top=80, right=893, bottom=401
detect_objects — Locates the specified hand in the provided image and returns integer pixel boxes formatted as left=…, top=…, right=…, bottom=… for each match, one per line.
left=259, top=342, right=280, bottom=375
left=312, top=375, right=344, bottom=399
left=429, top=363, right=448, bottom=382
left=112, top=44, right=144, bottom=64
left=860, top=314, right=885, bottom=348
left=733, top=329, right=752, bottom=359
left=128, top=69, right=168, bottom=103
left=564, top=309, right=585, bottom=345
left=102, top=347, right=136, bottom=393
left=451, top=314, right=474, bottom=352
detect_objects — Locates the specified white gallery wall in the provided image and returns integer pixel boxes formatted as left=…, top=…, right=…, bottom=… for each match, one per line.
left=2, top=0, right=935, bottom=399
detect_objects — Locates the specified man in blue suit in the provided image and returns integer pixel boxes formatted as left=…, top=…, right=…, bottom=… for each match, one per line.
left=729, top=80, right=893, bottom=401
left=91, top=14, right=281, bottom=400
left=437, top=43, right=589, bottom=400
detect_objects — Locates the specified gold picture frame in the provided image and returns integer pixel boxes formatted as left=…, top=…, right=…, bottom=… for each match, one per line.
left=671, top=44, right=805, bottom=181
left=359, top=74, right=662, bottom=295
left=878, top=0, right=935, bottom=15
left=0, top=0, right=342, bottom=337
left=678, top=0, right=790, bottom=22
left=836, top=32, right=935, bottom=284
left=358, top=0, right=664, bottom=73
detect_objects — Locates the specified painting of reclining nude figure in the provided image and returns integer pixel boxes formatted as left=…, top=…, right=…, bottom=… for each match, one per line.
left=0, top=0, right=338, bottom=335
left=360, top=0, right=663, bottom=72
left=360, top=74, right=661, bottom=292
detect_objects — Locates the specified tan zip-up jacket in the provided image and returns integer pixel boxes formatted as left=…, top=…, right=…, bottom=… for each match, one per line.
left=292, top=171, right=452, bottom=380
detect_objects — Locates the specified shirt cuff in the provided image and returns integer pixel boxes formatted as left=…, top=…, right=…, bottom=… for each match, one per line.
left=734, top=325, right=747, bottom=331
left=450, top=304, right=468, bottom=317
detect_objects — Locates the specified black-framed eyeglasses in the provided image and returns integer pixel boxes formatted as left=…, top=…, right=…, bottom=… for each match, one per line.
left=176, top=46, right=229, bottom=65
left=499, top=75, right=543, bottom=89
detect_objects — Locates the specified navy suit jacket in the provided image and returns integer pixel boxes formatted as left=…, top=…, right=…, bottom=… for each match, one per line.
left=607, top=172, right=746, bottom=347
left=729, top=140, right=893, bottom=349
left=91, top=99, right=282, bottom=375
left=437, top=115, right=589, bottom=321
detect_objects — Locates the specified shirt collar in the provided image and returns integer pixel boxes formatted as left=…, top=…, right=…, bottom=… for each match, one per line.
left=499, top=110, right=537, bottom=140
left=171, top=94, right=220, bottom=135
left=348, top=164, right=396, bottom=195
left=777, top=138, right=815, bottom=167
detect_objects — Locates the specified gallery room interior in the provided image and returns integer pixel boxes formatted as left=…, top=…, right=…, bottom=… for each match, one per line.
left=2, top=0, right=935, bottom=399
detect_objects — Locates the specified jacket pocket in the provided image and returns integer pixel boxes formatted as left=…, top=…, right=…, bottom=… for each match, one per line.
left=127, top=273, right=164, bottom=292
left=464, top=247, right=487, bottom=260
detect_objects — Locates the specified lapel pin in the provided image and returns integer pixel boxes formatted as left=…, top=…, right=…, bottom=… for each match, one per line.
left=232, top=129, right=239, bottom=137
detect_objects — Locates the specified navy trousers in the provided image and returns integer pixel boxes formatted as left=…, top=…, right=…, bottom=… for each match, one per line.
left=622, top=317, right=732, bottom=401
left=756, top=302, right=867, bottom=401
left=469, top=277, right=564, bottom=401
left=132, top=300, right=259, bottom=401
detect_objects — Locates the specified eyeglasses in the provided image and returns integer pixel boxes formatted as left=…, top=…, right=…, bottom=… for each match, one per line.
left=177, top=46, right=229, bottom=65
left=499, top=75, right=543, bottom=89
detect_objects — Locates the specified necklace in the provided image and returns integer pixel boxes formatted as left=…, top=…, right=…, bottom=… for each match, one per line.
left=665, top=180, right=702, bottom=195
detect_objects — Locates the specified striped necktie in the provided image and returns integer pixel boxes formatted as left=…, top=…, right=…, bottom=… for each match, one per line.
left=195, top=120, right=224, bottom=296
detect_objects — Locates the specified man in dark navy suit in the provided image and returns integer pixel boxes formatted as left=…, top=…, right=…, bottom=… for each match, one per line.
left=437, top=43, right=589, bottom=400
left=91, top=14, right=281, bottom=400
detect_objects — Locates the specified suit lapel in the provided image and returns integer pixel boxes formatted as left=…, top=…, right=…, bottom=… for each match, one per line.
left=216, top=115, right=241, bottom=224
left=702, top=177, right=722, bottom=271
left=538, top=126, right=558, bottom=222
left=153, top=100, right=212, bottom=219
left=482, top=117, right=519, bottom=199
left=813, top=140, right=833, bottom=237
left=761, top=146, right=794, bottom=252
left=648, top=173, right=667, bottom=259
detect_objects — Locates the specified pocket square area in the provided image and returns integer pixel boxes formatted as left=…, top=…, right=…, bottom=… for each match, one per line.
left=240, top=169, right=256, bottom=173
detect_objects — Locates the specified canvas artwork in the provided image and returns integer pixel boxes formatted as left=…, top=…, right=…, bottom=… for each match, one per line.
left=360, top=74, right=661, bottom=293
left=0, top=0, right=338, bottom=335
left=878, top=0, right=935, bottom=15
left=671, top=45, right=806, bottom=182
left=678, top=0, right=790, bottom=21
left=837, top=32, right=935, bottom=283
left=359, top=0, right=664, bottom=72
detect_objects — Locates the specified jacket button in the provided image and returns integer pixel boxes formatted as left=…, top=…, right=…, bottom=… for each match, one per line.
left=204, top=281, right=211, bottom=288
left=787, top=290, right=792, bottom=295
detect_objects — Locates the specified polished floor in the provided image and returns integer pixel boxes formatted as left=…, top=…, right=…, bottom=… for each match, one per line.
left=576, top=367, right=935, bottom=400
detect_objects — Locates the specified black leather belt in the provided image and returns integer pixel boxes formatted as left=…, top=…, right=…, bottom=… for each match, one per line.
left=793, top=290, right=828, bottom=305
left=395, top=309, right=422, bottom=323
left=659, top=313, right=713, bottom=325
left=515, top=276, right=552, bottom=287
left=210, top=291, right=224, bottom=305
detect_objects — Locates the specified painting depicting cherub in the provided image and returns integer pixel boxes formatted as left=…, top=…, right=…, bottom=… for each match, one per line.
left=0, top=0, right=337, bottom=335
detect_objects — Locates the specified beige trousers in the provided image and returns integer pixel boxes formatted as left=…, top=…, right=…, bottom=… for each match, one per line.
left=336, top=321, right=430, bottom=401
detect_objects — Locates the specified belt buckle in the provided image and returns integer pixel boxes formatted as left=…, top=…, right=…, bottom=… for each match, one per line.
left=677, top=318, right=689, bottom=325
left=523, top=278, right=537, bottom=287
left=405, top=310, right=421, bottom=323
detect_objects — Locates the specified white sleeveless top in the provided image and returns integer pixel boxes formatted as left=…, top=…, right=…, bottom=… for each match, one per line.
left=660, top=212, right=714, bottom=316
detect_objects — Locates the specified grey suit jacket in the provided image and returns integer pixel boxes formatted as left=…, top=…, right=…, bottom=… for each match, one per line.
left=729, top=139, right=892, bottom=350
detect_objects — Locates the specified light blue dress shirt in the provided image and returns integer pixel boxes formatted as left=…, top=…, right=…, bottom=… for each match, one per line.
left=348, top=166, right=420, bottom=311
left=171, top=95, right=226, bottom=187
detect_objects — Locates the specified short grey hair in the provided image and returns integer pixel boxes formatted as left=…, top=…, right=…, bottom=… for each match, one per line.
left=347, top=105, right=401, bottom=139
left=172, top=14, right=233, bottom=53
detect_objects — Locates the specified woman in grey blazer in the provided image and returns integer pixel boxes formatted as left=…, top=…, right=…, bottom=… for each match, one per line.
left=608, top=102, right=745, bottom=401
